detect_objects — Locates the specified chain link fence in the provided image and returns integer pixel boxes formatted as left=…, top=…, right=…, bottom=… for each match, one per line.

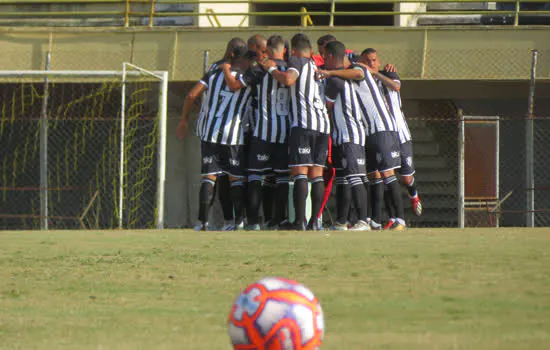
left=0, top=74, right=164, bottom=230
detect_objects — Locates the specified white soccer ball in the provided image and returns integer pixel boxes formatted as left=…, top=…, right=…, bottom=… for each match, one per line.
left=228, top=277, right=325, bottom=350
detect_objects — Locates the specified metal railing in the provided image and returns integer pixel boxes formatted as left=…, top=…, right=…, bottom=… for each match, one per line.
left=0, top=0, right=548, bottom=27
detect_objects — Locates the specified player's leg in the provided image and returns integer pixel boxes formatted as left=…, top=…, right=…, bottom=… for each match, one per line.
left=306, top=131, right=329, bottom=231
left=197, top=142, right=221, bottom=231
left=262, top=174, right=276, bottom=226
left=330, top=145, right=349, bottom=230
left=217, top=175, right=234, bottom=230
left=400, top=141, right=422, bottom=216
left=272, top=143, right=290, bottom=228
left=362, top=175, right=371, bottom=224
left=378, top=132, right=406, bottom=231
left=366, top=135, right=383, bottom=230
left=383, top=185, right=397, bottom=230
left=223, top=144, right=248, bottom=230
left=344, top=144, right=370, bottom=231
left=282, top=128, right=310, bottom=231
left=246, top=138, right=271, bottom=230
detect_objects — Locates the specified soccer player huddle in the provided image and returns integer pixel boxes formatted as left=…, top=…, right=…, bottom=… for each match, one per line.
left=178, top=33, right=423, bottom=232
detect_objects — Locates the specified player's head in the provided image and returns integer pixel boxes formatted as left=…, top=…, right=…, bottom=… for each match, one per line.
left=361, top=48, right=380, bottom=72
left=230, top=43, right=250, bottom=70
left=266, top=35, right=286, bottom=60
left=247, top=34, right=268, bottom=63
left=222, top=37, right=247, bottom=61
left=317, top=34, right=337, bottom=59
left=323, top=41, right=346, bottom=70
left=290, top=33, right=312, bottom=58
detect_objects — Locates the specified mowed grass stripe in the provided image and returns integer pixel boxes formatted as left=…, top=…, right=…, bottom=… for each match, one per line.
left=0, top=228, right=549, bottom=349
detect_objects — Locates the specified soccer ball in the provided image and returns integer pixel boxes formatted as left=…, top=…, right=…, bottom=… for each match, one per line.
left=228, top=277, right=325, bottom=350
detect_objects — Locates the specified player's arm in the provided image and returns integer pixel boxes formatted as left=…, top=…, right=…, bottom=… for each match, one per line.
left=324, top=78, right=340, bottom=114
left=221, top=62, right=247, bottom=92
left=261, top=59, right=298, bottom=87
left=177, top=82, right=207, bottom=140
left=319, top=66, right=365, bottom=81
left=375, top=71, right=401, bottom=92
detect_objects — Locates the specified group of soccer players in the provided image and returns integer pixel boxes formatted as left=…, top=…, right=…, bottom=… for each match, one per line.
left=177, top=33, right=423, bottom=231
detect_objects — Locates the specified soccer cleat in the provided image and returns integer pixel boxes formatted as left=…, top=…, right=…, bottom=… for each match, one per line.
left=278, top=221, right=306, bottom=231
left=194, top=222, right=209, bottom=231
left=234, top=221, right=245, bottom=231
left=383, top=219, right=396, bottom=230
left=410, top=194, right=423, bottom=216
left=369, top=220, right=382, bottom=231
left=348, top=220, right=371, bottom=231
left=245, top=224, right=261, bottom=231
left=307, top=218, right=324, bottom=231
left=390, top=223, right=406, bottom=231
left=330, top=222, right=348, bottom=231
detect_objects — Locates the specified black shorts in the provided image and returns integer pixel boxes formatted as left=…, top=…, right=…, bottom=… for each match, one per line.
left=400, top=141, right=415, bottom=176
left=366, top=131, right=401, bottom=174
left=201, top=141, right=246, bottom=178
left=288, top=127, right=329, bottom=167
left=247, top=137, right=289, bottom=173
left=332, top=143, right=367, bottom=177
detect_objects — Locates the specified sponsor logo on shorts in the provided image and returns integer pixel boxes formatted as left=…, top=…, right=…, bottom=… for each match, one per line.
left=257, top=154, right=270, bottom=162
left=229, top=158, right=240, bottom=166
left=391, top=151, right=400, bottom=159
left=406, top=156, right=413, bottom=167
left=202, top=156, right=213, bottom=164
left=298, top=147, right=311, bottom=155
left=357, top=158, right=365, bottom=165
left=376, top=153, right=382, bottom=163
left=341, top=158, right=347, bottom=168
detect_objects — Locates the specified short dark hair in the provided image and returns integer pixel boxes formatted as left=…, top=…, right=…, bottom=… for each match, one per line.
left=361, top=48, right=377, bottom=56
left=291, top=33, right=312, bottom=52
left=324, top=41, right=346, bottom=60
left=223, top=37, right=247, bottom=60
left=267, top=35, right=285, bottom=51
left=247, top=34, right=266, bottom=49
left=317, top=34, right=337, bottom=47
left=231, top=44, right=249, bottom=60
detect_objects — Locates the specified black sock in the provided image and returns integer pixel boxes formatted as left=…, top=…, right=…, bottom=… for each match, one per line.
left=262, top=175, right=276, bottom=223
left=247, top=174, right=263, bottom=225
left=335, top=176, right=351, bottom=224
left=293, top=174, right=308, bottom=226
left=370, top=179, right=384, bottom=224
left=310, top=177, right=325, bottom=224
left=218, top=175, right=233, bottom=221
left=349, top=176, right=368, bottom=221
left=406, top=177, right=418, bottom=198
left=198, top=178, right=215, bottom=223
left=384, top=184, right=396, bottom=219
left=231, top=179, right=246, bottom=224
left=385, top=175, right=405, bottom=222
left=274, top=175, right=290, bottom=224
left=363, top=176, right=371, bottom=220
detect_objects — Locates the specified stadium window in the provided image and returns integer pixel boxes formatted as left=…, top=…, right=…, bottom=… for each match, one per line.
left=250, top=2, right=393, bottom=26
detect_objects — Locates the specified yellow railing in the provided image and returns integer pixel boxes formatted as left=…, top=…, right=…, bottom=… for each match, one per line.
left=0, top=0, right=548, bottom=28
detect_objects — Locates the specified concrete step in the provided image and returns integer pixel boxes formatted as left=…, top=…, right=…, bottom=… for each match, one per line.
left=415, top=182, right=456, bottom=196
left=413, top=156, right=448, bottom=169
left=410, top=129, right=435, bottom=142
left=402, top=195, right=456, bottom=210
left=416, top=170, right=455, bottom=183
left=413, top=142, right=440, bottom=156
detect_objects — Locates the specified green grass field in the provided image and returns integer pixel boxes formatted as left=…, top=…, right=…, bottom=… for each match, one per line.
left=1, top=228, right=550, bottom=349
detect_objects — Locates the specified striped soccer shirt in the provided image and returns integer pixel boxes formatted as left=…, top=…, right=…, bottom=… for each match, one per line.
left=197, top=68, right=251, bottom=145
left=244, top=59, right=290, bottom=143
left=353, top=65, right=398, bottom=136
left=377, top=70, right=412, bottom=144
left=324, top=69, right=367, bottom=146
left=288, top=56, right=330, bottom=134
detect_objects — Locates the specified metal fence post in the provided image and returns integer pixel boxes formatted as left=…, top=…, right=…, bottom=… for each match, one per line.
left=526, top=49, right=538, bottom=227
left=40, top=51, right=52, bottom=230
left=458, top=108, right=465, bottom=228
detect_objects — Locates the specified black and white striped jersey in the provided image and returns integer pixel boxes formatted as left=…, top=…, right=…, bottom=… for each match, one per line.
left=353, top=65, right=398, bottom=136
left=197, top=68, right=251, bottom=145
left=243, top=59, right=290, bottom=144
left=198, top=60, right=224, bottom=121
left=288, top=56, right=330, bottom=134
left=378, top=70, right=412, bottom=144
left=325, top=69, right=367, bottom=146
